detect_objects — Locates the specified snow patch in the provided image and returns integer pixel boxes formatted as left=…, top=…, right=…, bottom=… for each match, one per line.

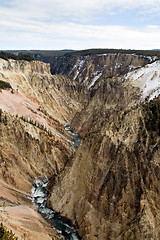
left=128, top=65, right=141, bottom=71
left=149, top=89, right=160, bottom=101
left=115, top=62, right=121, bottom=69
left=72, top=59, right=86, bottom=80
left=88, top=72, right=102, bottom=89
left=125, top=61, right=160, bottom=101
left=73, top=59, right=85, bottom=70
left=146, top=56, right=158, bottom=62
left=73, top=70, right=80, bottom=80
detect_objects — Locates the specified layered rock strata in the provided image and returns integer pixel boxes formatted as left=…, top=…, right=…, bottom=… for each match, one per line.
left=0, top=58, right=82, bottom=239
left=51, top=53, right=156, bottom=89
left=49, top=61, right=160, bottom=239
left=1, top=55, right=160, bottom=240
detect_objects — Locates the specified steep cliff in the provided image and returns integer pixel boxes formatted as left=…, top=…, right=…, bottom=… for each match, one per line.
left=1, top=54, right=160, bottom=240
left=49, top=60, right=160, bottom=239
left=51, top=53, right=156, bottom=89
left=0, top=58, right=82, bottom=123
left=0, top=58, right=82, bottom=239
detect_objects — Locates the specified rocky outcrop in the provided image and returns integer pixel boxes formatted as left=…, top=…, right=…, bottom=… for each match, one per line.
left=51, top=53, right=156, bottom=89
left=0, top=112, right=67, bottom=239
left=0, top=58, right=82, bottom=123
left=0, top=58, right=82, bottom=239
left=1, top=54, right=160, bottom=240
left=49, top=60, right=160, bottom=239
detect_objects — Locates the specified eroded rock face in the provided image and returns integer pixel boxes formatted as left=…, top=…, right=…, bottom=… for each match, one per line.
left=0, top=58, right=82, bottom=123
left=1, top=55, right=160, bottom=240
left=0, top=113, right=64, bottom=239
left=51, top=53, right=155, bottom=89
left=49, top=64, right=160, bottom=239
left=0, top=184, right=61, bottom=240
left=0, top=58, right=82, bottom=239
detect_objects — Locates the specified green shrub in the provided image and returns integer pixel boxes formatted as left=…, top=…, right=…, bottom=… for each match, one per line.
left=0, top=80, right=12, bottom=90
left=0, top=223, right=18, bottom=240
left=142, top=97, right=160, bottom=135
left=65, top=48, right=160, bottom=59
left=0, top=51, right=35, bottom=62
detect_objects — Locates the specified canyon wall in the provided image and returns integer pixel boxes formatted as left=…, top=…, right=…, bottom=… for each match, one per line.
left=0, top=58, right=82, bottom=239
left=49, top=59, right=160, bottom=239
left=1, top=54, right=160, bottom=240
left=0, top=58, right=82, bottom=123
left=51, top=53, right=156, bottom=89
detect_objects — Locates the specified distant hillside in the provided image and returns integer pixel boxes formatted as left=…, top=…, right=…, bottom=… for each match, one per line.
left=5, top=48, right=160, bottom=59
left=0, top=51, right=35, bottom=61
left=5, top=50, right=75, bottom=73
left=6, top=49, right=75, bottom=58
left=3, top=48, right=160, bottom=76
left=64, top=48, right=160, bottom=59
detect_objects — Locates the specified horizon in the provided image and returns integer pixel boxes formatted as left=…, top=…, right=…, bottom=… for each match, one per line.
left=2, top=48, right=160, bottom=52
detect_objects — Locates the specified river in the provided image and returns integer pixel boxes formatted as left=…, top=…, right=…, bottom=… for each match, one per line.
left=64, top=124, right=80, bottom=149
left=31, top=124, right=81, bottom=240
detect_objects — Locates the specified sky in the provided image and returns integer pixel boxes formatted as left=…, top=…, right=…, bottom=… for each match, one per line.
left=0, top=0, right=160, bottom=50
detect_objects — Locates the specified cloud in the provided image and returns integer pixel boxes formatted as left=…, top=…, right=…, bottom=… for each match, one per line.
left=1, top=0, right=160, bottom=25
left=3, top=0, right=160, bottom=23
left=1, top=0, right=160, bottom=50
left=1, top=18, right=160, bottom=50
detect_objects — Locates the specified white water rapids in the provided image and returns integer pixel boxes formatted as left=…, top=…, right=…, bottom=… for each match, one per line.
left=31, top=124, right=81, bottom=240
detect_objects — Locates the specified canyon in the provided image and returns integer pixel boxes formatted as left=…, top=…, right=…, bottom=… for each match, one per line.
left=0, top=52, right=160, bottom=239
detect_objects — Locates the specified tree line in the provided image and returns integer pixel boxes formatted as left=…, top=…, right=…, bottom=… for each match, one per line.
left=65, top=48, right=160, bottom=59
left=0, top=51, right=35, bottom=61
